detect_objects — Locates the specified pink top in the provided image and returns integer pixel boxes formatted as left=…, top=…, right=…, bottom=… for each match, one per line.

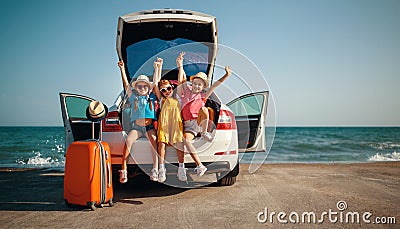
left=180, top=85, right=206, bottom=121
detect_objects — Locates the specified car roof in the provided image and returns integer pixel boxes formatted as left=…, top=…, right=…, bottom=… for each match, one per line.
left=119, top=9, right=215, bottom=24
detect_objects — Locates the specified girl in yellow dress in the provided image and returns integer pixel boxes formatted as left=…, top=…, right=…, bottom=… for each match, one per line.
left=153, top=58, right=186, bottom=183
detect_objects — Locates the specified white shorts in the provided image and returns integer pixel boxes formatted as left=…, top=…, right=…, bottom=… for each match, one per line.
left=183, top=119, right=202, bottom=136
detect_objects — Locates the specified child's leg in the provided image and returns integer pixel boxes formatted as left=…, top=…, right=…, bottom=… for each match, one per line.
left=183, top=132, right=207, bottom=176
left=157, top=142, right=167, bottom=183
left=197, top=107, right=210, bottom=134
left=120, top=129, right=141, bottom=183
left=122, top=129, right=141, bottom=170
left=183, top=132, right=202, bottom=166
left=175, top=142, right=185, bottom=164
left=145, top=129, right=158, bottom=169
left=175, top=142, right=187, bottom=182
left=158, top=142, right=166, bottom=165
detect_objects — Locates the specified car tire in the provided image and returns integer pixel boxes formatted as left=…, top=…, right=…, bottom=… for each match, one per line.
left=217, top=161, right=239, bottom=186
left=218, top=176, right=236, bottom=186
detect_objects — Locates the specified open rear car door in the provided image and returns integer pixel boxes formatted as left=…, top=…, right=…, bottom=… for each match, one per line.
left=59, top=93, right=100, bottom=149
left=227, top=91, right=269, bottom=152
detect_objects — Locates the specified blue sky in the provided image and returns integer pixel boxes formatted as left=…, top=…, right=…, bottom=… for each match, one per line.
left=0, top=0, right=399, bottom=126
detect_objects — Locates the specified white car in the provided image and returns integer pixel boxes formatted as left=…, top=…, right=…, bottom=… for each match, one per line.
left=60, top=9, right=268, bottom=187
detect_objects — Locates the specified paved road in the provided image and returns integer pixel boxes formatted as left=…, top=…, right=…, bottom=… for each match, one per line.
left=0, top=163, right=399, bottom=228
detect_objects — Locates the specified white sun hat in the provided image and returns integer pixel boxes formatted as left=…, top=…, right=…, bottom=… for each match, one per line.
left=86, top=100, right=108, bottom=122
left=131, top=75, right=152, bottom=88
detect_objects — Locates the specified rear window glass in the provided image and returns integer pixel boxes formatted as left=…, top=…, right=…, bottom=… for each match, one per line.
left=126, top=38, right=209, bottom=79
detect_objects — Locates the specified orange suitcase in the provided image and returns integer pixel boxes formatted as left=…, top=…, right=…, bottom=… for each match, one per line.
left=64, top=140, right=114, bottom=210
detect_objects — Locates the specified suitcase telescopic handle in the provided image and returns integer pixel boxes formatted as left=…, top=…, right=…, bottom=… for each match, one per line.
left=100, top=120, right=103, bottom=141
left=107, top=161, right=112, bottom=188
left=91, top=120, right=103, bottom=141
left=92, top=122, right=95, bottom=139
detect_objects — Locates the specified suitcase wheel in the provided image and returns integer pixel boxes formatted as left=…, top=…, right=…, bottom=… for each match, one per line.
left=88, top=202, right=96, bottom=211
left=109, top=198, right=115, bottom=207
left=64, top=199, right=72, bottom=208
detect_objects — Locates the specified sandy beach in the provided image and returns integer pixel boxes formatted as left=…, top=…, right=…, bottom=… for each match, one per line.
left=0, top=162, right=398, bottom=228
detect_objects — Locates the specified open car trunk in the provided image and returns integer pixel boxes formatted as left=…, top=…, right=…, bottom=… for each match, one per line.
left=116, top=9, right=218, bottom=84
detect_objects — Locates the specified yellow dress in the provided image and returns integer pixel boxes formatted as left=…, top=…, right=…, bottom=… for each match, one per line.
left=157, top=97, right=183, bottom=144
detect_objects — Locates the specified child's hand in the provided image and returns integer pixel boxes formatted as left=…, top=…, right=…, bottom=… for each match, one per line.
left=118, top=61, right=124, bottom=68
left=225, top=66, right=232, bottom=76
left=154, top=57, right=163, bottom=69
left=154, top=60, right=160, bottom=69
left=157, top=57, right=163, bottom=66
left=176, top=52, right=185, bottom=67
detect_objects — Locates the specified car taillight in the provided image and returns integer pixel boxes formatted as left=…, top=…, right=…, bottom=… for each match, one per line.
left=216, top=109, right=237, bottom=130
left=102, top=111, right=122, bottom=132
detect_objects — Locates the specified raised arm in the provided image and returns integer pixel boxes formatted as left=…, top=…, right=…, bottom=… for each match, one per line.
left=176, top=52, right=186, bottom=96
left=118, top=61, right=133, bottom=98
left=204, top=66, right=232, bottom=99
left=153, top=58, right=163, bottom=100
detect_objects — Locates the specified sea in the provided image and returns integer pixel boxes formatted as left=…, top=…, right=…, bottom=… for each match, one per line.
left=0, top=127, right=399, bottom=169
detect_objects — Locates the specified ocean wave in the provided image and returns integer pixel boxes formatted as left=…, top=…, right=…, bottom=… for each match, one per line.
left=17, top=152, right=65, bottom=167
left=370, top=142, right=400, bottom=150
left=52, top=144, right=64, bottom=153
left=368, top=152, right=400, bottom=161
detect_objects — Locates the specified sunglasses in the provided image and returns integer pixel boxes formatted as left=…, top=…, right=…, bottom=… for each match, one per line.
left=136, top=84, right=148, bottom=90
left=160, top=86, right=173, bottom=93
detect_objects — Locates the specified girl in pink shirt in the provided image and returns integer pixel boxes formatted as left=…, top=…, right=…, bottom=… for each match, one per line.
left=176, top=52, right=232, bottom=176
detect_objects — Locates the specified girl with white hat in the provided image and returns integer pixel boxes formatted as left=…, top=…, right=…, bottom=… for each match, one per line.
left=176, top=52, right=232, bottom=177
left=118, top=61, right=158, bottom=183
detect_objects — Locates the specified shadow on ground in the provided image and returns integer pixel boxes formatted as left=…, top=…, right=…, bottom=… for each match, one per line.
left=0, top=168, right=201, bottom=211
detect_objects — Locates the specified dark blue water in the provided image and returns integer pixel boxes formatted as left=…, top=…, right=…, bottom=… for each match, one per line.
left=265, top=127, right=400, bottom=163
left=0, top=127, right=64, bottom=168
left=0, top=127, right=399, bottom=168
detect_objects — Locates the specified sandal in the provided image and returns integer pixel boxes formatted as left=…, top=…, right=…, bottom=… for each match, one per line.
left=119, top=169, right=128, bottom=183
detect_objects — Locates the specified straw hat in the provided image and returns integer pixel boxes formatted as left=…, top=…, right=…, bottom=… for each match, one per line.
left=189, top=72, right=209, bottom=87
left=86, top=101, right=108, bottom=122
left=131, top=75, right=152, bottom=88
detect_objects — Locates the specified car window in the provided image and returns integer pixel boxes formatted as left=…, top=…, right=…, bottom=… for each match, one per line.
left=65, top=96, right=91, bottom=119
left=228, top=94, right=264, bottom=116
left=126, top=38, right=209, bottom=79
